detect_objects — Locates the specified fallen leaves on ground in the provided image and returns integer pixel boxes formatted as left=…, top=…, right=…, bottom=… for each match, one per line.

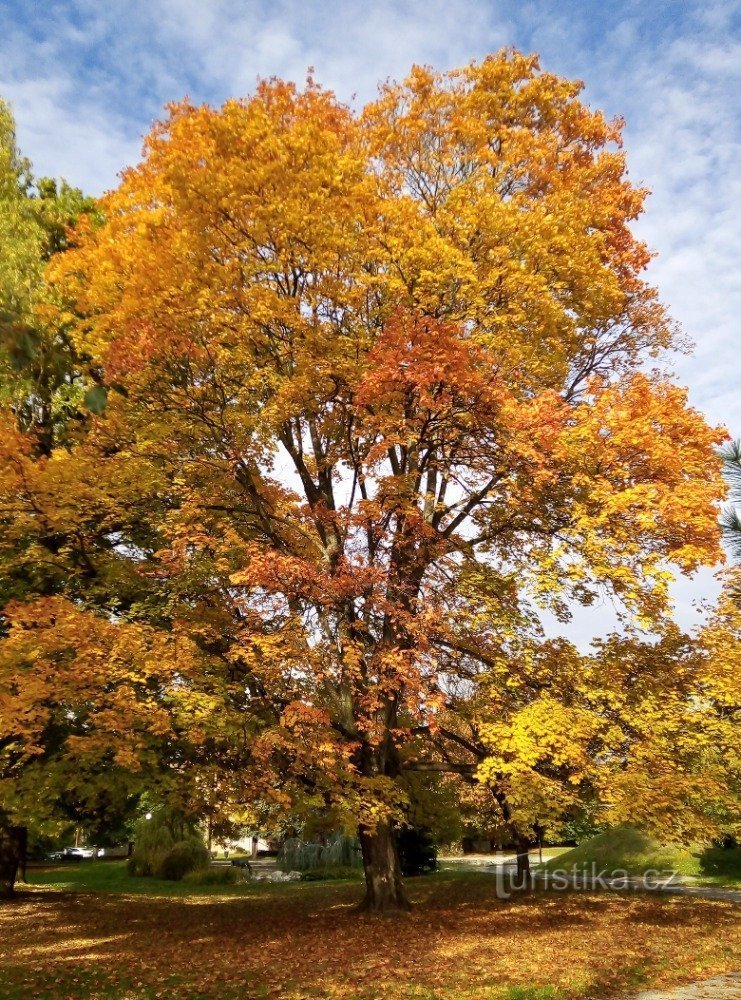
left=1, top=874, right=739, bottom=999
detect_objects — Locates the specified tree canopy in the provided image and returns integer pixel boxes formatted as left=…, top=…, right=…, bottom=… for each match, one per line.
left=0, top=54, right=734, bottom=911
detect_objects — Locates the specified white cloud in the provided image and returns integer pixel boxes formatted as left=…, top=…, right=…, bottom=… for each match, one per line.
left=0, top=73, right=141, bottom=194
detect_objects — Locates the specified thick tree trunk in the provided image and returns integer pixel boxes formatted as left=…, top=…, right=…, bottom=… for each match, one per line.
left=0, top=824, right=26, bottom=899
left=357, top=821, right=411, bottom=914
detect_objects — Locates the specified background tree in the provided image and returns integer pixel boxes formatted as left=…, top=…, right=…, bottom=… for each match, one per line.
left=721, top=440, right=741, bottom=575
left=0, top=100, right=98, bottom=460
left=0, top=103, right=232, bottom=883
left=0, top=102, right=105, bottom=890
left=2, top=54, right=728, bottom=912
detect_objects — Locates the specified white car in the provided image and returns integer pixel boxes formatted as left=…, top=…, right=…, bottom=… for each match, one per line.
left=64, top=846, right=96, bottom=859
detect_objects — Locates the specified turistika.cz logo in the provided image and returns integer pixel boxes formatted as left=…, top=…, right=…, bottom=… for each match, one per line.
left=494, top=864, right=681, bottom=899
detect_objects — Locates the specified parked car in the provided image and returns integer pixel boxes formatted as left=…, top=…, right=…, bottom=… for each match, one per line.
left=61, top=847, right=96, bottom=860
left=46, top=849, right=83, bottom=863
left=47, top=845, right=102, bottom=862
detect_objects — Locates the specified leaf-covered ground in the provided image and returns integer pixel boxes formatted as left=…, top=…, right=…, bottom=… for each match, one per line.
left=1, top=868, right=739, bottom=999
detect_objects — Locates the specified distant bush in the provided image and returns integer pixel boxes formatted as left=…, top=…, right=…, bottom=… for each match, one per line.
left=128, top=808, right=208, bottom=881
left=543, top=825, right=715, bottom=879
left=126, top=855, right=151, bottom=877
left=154, top=840, right=210, bottom=881
left=699, top=846, right=741, bottom=879
left=183, top=865, right=242, bottom=886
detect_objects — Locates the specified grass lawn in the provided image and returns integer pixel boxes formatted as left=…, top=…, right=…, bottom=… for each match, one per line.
left=541, top=827, right=741, bottom=887
left=0, top=864, right=739, bottom=999
left=24, top=859, right=284, bottom=897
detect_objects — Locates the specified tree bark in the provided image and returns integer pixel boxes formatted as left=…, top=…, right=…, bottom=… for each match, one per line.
left=357, top=821, right=411, bottom=914
left=514, top=832, right=532, bottom=885
left=0, top=824, right=26, bottom=899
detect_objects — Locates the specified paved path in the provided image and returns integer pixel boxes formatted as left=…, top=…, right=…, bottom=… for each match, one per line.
left=440, top=856, right=741, bottom=903
left=630, top=972, right=741, bottom=999
left=530, top=872, right=741, bottom=902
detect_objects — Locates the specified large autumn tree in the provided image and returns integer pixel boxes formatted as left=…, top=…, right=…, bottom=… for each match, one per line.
left=3, top=53, right=727, bottom=911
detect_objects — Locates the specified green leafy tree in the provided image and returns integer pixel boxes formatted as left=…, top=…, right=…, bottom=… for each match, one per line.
left=0, top=100, right=98, bottom=459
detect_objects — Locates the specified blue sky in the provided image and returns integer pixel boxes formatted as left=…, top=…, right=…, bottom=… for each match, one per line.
left=1, top=0, right=739, bottom=641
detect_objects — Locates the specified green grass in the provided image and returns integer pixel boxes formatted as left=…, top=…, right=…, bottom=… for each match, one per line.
left=29, top=838, right=741, bottom=901
left=298, top=864, right=363, bottom=880
left=541, top=826, right=741, bottom=886
left=27, top=859, right=366, bottom=897
left=0, top=967, right=170, bottom=1000
left=28, top=860, right=260, bottom=896
left=502, top=988, right=559, bottom=1000
left=0, top=964, right=566, bottom=1000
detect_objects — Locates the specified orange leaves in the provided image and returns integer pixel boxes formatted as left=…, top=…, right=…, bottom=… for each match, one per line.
left=50, top=80, right=374, bottom=389
left=355, top=310, right=499, bottom=424
left=361, top=52, right=664, bottom=386
left=2, top=875, right=740, bottom=999
left=231, top=545, right=384, bottom=608
left=10, top=54, right=730, bottom=845
left=351, top=309, right=571, bottom=524
left=0, top=596, right=217, bottom=777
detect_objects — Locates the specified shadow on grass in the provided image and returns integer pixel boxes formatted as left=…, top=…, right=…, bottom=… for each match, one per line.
left=2, top=871, right=738, bottom=1000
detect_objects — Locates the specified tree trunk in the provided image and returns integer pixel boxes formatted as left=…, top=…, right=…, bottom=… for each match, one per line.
left=19, top=827, right=27, bottom=884
left=0, top=824, right=26, bottom=899
left=357, top=821, right=411, bottom=914
left=488, top=788, right=532, bottom=889
left=514, top=832, right=532, bottom=885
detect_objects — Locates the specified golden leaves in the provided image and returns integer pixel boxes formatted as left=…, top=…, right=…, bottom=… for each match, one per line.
left=0, top=596, right=218, bottom=782
left=2, top=873, right=739, bottom=999
left=4, top=53, right=732, bottom=843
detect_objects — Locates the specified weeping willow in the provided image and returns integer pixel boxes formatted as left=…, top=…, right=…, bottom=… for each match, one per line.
left=278, top=833, right=362, bottom=872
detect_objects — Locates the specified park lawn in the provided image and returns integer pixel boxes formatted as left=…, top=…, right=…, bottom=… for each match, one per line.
left=25, top=860, right=275, bottom=897
left=24, top=859, right=363, bottom=899
left=1, top=866, right=739, bottom=999
left=541, top=827, right=741, bottom=888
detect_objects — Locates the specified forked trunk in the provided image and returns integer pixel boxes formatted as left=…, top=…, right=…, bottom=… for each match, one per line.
left=357, top=821, right=411, bottom=914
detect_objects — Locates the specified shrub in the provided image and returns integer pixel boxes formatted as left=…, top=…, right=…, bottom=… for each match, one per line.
left=126, top=855, right=152, bottom=877
left=699, top=846, right=741, bottom=878
left=154, top=840, right=210, bottom=881
left=128, top=808, right=208, bottom=881
left=183, top=865, right=242, bottom=886
left=397, top=826, right=437, bottom=876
